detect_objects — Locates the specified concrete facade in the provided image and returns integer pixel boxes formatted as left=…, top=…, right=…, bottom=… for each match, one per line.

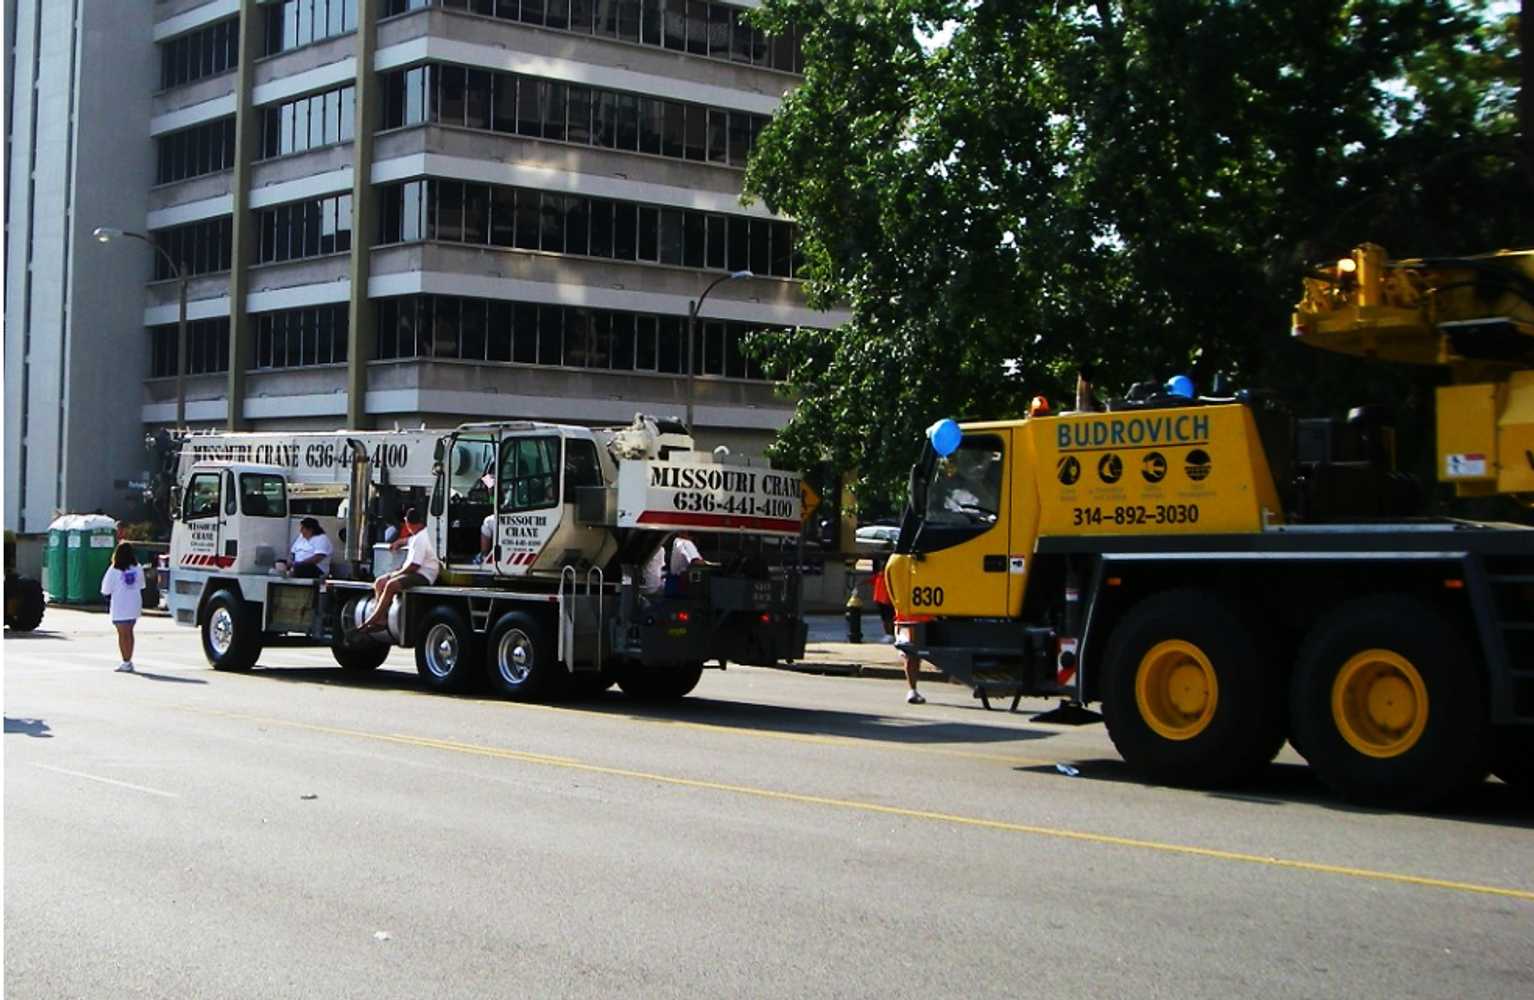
left=4, top=0, right=158, bottom=532
left=4, top=0, right=841, bottom=533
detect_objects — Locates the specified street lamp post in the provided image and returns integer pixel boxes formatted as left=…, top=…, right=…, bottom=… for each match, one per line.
left=686, top=269, right=753, bottom=433
left=94, top=226, right=189, bottom=428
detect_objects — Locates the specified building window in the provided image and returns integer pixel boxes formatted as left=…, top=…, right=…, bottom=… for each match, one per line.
left=148, top=318, right=231, bottom=378
left=380, top=64, right=773, bottom=169
left=159, top=18, right=240, bottom=90
left=264, top=0, right=358, bottom=56
left=259, top=85, right=356, bottom=159
left=376, top=178, right=798, bottom=277
left=374, top=294, right=774, bottom=380
left=151, top=216, right=233, bottom=279
left=256, top=193, right=353, bottom=263
left=383, top=0, right=802, bottom=72
left=252, top=305, right=350, bottom=370
left=156, top=117, right=237, bottom=185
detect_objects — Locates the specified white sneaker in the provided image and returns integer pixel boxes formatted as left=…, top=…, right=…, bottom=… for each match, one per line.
left=906, top=689, right=925, bottom=705
left=115, top=662, right=134, bottom=673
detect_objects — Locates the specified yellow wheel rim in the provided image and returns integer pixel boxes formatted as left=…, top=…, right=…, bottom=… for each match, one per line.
left=1134, top=640, right=1219, bottom=741
left=1331, top=649, right=1428, bottom=759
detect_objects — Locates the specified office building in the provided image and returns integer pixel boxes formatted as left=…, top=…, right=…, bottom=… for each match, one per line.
left=4, top=0, right=837, bottom=531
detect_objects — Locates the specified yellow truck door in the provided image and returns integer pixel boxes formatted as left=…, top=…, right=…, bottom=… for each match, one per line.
left=901, top=428, right=1012, bottom=618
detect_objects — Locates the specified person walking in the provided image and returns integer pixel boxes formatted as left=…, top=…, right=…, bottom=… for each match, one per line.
left=100, top=542, right=146, bottom=673
left=871, top=555, right=895, bottom=642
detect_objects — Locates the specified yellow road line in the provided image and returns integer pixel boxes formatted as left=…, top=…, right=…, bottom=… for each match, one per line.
left=186, top=707, right=1534, bottom=903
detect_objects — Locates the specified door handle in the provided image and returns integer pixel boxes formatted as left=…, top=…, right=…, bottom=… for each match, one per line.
left=983, top=555, right=1006, bottom=573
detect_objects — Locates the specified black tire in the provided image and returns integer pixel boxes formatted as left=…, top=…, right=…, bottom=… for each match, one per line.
left=1100, top=589, right=1283, bottom=788
left=485, top=612, right=560, bottom=701
left=5, top=575, right=45, bottom=632
left=1290, top=595, right=1490, bottom=809
left=617, top=661, right=705, bottom=701
left=202, top=589, right=264, bottom=671
left=1492, top=727, right=1534, bottom=798
left=333, top=642, right=390, bottom=673
left=330, top=598, right=390, bottom=673
left=414, top=605, right=481, bottom=693
left=566, top=668, right=615, bottom=700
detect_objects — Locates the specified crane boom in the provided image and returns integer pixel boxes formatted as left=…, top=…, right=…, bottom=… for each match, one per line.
left=1293, top=243, right=1534, bottom=499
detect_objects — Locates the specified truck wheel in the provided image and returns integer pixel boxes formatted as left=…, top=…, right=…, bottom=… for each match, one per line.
left=1290, top=595, right=1490, bottom=809
left=1101, top=589, right=1283, bottom=788
left=618, top=662, right=705, bottom=701
left=415, top=606, right=481, bottom=693
left=5, top=575, right=45, bottom=632
left=485, top=612, right=557, bottom=701
left=566, top=669, right=615, bottom=699
left=1492, top=728, right=1534, bottom=798
left=333, top=642, right=390, bottom=673
left=202, top=590, right=263, bottom=671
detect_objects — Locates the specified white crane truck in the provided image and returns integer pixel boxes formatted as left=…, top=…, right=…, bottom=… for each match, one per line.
left=166, top=415, right=806, bottom=700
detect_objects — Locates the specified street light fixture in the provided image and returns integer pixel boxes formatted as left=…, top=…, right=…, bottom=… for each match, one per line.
left=93, top=225, right=189, bottom=429
left=686, top=269, right=753, bottom=433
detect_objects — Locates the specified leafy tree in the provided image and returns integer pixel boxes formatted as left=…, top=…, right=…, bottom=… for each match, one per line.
left=745, top=0, right=1529, bottom=510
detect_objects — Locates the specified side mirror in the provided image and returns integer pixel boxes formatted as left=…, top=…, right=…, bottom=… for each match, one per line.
left=169, top=486, right=182, bottom=520
left=433, top=438, right=446, bottom=462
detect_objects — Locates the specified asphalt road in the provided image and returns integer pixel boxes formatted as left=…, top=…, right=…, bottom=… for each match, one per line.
left=6, top=610, right=1533, bottom=999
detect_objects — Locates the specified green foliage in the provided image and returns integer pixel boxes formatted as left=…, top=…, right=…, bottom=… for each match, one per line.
left=744, top=0, right=1529, bottom=508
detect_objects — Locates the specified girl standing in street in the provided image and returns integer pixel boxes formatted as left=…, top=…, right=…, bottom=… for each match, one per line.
left=100, top=542, right=146, bottom=673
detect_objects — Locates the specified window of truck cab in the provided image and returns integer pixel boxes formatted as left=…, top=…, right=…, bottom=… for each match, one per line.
left=498, top=436, right=559, bottom=512
left=183, top=472, right=222, bottom=520
left=904, top=434, right=1005, bottom=552
left=239, top=474, right=288, bottom=517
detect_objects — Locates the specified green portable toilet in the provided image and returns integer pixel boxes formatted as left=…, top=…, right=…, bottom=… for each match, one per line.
left=45, top=515, right=73, bottom=602
left=65, top=515, right=119, bottom=604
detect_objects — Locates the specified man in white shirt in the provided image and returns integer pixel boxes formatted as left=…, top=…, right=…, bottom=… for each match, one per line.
left=640, top=531, right=706, bottom=595
left=290, top=517, right=333, bottom=578
left=360, top=507, right=439, bottom=632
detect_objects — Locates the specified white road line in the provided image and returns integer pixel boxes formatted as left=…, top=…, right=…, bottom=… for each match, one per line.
left=31, top=763, right=180, bottom=799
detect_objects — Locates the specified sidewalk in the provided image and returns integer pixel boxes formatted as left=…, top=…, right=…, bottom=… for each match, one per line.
left=784, top=614, right=953, bottom=684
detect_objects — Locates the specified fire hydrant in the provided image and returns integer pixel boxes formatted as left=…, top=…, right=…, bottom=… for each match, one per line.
left=845, top=590, right=864, bottom=643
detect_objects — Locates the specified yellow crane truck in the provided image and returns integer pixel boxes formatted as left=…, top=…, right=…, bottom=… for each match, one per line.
left=887, top=244, right=1534, bottom=808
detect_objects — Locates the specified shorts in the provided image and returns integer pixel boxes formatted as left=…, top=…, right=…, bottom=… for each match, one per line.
left=396, top=572, right=431, bottom=590
left=111, top=618, right=138, bottom=626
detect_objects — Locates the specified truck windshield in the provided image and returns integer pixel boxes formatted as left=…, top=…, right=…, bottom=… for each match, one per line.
left=923, top=436, right=1004, bottom=527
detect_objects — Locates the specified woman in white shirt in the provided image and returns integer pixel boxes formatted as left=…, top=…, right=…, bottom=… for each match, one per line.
left=290, top=517, right=333, bottom=579
left=100, top=542, right=146, bottom=673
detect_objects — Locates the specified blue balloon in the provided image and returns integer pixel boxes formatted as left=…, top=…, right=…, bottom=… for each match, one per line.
left=1165, top=375, right=1195, bottom=398
left=927, top=418, right=963, bottom=457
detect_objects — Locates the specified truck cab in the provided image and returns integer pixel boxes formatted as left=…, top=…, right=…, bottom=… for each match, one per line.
left=171, top=462, right=292, bottom=577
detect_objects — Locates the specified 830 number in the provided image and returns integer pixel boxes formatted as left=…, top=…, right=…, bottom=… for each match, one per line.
left=911, top=586, right=945, bottom=607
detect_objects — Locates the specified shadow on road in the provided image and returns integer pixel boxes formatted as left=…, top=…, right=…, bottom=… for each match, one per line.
left=1014, top=758, right=1534, bottom=827
left=245, top=664, right=1058, bottom=748
left=134, top=671, right=208, bottom=685
left=3, top=629, right=68, bottom=640
left=4, top=717, right=53, bottom=738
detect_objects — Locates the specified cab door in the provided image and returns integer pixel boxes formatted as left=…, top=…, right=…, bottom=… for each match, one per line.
left=492, top=433, right=563, bottom=576
left=176, top=468, right=225, bottom=570
left=441, top=433, right=497, bottom=567
left=902, top=430, right=1012, bottom=618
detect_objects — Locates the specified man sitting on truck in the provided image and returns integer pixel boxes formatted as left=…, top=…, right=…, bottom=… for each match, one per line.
left=641, top=530, right=707, bottom=597
left=359, top=508, right=439, bottom=632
